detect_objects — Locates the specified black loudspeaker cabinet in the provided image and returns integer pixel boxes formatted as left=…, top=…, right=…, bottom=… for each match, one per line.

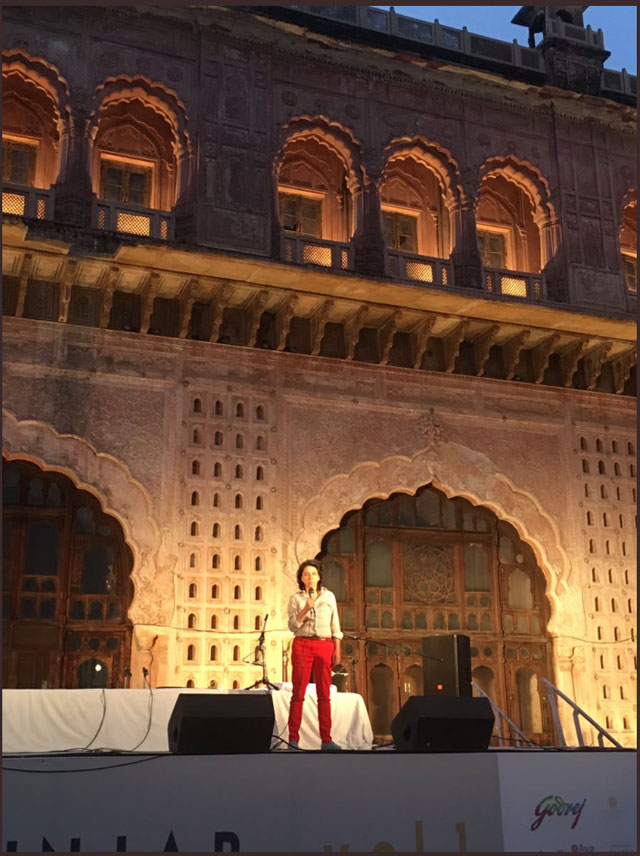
left=391, top=695, right=495, bottom=753
left=168, top=693, right=275, bottom=754
left=422, top=633, right=472, bottom=697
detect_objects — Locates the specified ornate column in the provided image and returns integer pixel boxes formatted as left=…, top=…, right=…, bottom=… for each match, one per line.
left=450, top=189, right=483, bottom=290
left=353, top=164, right=386, bottom=278
left=53, top=102, right=94, bottom=228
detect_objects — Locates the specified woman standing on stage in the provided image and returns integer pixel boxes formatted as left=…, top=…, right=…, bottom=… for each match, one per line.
left=287, top=559, right=343, bottom=751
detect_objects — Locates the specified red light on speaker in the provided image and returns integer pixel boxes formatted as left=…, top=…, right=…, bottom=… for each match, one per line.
left=437, top=683, right=443, bottom=691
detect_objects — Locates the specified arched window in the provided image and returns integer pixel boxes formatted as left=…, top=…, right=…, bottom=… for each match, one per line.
left=187, top=613, right=196, bottom=629
left=256, top=405, right=265, bottom=420
left=233, top=645, right=240, bottom=661
left=192, top=429, right=201, bottom=444
left=213, top=492, right=221, bottom=508
left=187, top=645, right=195, bottom=661
left=210, top=615, right=217, bottom=629
left=614, top=463, right=621, bottom=476
left=255, top=586, right=262, bottom=600
left=190, top=522, right=199, bottom=537
left=612, top=440, right=619, bottom=453
left=235, top=465, right=243, bottom=479
left=215, top=400, right=224, bottom=415
left=582, top=460, right=589, bottom=473
left=591, top=568, right=598, bottom=582
left=256, top=496, right=264, bottom=510
left=628, top=441, right=635, bottom=455
left=188, top=583, right=197, bottom=598
left=212, top=523, right=220, bottom=538
left=602, top=513, right=608, bottom=527
left=192, top=460, right=200, bottom=475
left=233, top=585, right=241, bottom=600
left=255, top=616, right=261, bottom=630
left=255, top=526, right=263, bottom=542
left=256, top=466, right=264, bottom=481
left=210, top=644, right=217, bottom=660
left=584, top=484, right=590, bottom=498
left=211, top=584, right=219, bottom=598
left=234, top=524, right=242, bottom=540
left=601, top=484, right=608, bottom=499
left=212, top=554, right=220, bottom=569
left=233, top=615, right=240, bottom=630
left=596, top=438, right=603, bottom=452
left=611, top=598, right=617, bottom=613
left=254, top=556, right=262, bottom=571
left=193, top=398, right=202, bottom=413
left=516, top=668, right=543, bottom=733
left=235, top=494, right=243, bottom=509
left=213, top=462, right=222, bottom=478
left=236, top=403, right=244, bottom=418
left=234, top=555, right=242, bottom=571
left=580, top=437, right=588, bottom=450
left=191, top=491, right=199, bottom=506
left=189, top=553, right=197, bottom=568
left=256, top=436, right=265, bottom=451
left=594, top=596, right=600, bottom=612
left=215, top=431, right=223, bottom=447
left=186, top=679, right=195, bottom=688
left=586, top=511, right=593, bottom=526
left=598, top=461, right=606, bottom=475
left=235, top=434, right=243, bottom=450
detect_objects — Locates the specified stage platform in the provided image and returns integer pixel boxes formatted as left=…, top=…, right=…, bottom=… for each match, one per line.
left=2, top=690, right=637, bottom=853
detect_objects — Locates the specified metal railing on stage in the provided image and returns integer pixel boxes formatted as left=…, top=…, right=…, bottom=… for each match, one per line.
left=471, top=681, right=539, bottom=748
left=539, top=677, right=623, bottom=749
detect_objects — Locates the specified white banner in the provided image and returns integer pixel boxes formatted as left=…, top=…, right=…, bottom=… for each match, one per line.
left=498, top=751, right=637, bottom=853
left=3, top=751, right=635, bottom=852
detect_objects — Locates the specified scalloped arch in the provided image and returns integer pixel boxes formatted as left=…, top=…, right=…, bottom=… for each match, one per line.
left=478, top=155, right=555, bottom=224
left=296, top=442, right=573, bottom=631
left=277, top=115, right=364, bottom=190
left=2, top=50, right=71, bottom=131
left=90, top=75, right=191, bottom=156
left=382, top=136, right=465, bottom=206
left=2, top=410, right=173, bottom=627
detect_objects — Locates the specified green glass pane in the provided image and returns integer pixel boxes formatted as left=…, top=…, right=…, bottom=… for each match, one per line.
left=464, top=544, right=491, bottom=591
left=401, top=611, right=412, bottom=629
left=434, top=612, right=445, bottom=630
left=382, top=610, right=393, bottom=628
left=448, top=613, right=460, bottom=630
left=503, top=614, right=514, bottom=633
left=481, top=613, right=492, bottom=631
left=366, top=541, right=392, bottom=587
left=467, top=613, right=478, bottom=630
left=367, top=609, right=379, bottom=628
left=367, top=591, right=379, bottom=603
left=416, top=613, right=427, bottom=629
left=381, top=590, right=393, bottom=604
left=342, top=608, right=355, bottom=629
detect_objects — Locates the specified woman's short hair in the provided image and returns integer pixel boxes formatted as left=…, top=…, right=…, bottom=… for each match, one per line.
left=296, top=559, right=323, bottom=591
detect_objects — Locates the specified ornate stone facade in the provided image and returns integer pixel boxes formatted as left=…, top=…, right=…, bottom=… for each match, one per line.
left=2, top=5, right=636, bottom=746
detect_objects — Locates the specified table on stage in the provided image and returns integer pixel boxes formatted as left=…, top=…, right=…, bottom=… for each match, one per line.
left=2, top=686, right=374, bottom=753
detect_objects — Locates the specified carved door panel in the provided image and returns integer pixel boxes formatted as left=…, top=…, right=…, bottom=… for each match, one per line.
left=503, top=653, right=554, bottom=745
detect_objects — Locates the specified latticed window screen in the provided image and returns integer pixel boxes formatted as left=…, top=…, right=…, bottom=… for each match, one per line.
left=101, top=159, right=151, bottom=206
left=382, top=211, right=418, bottom=253
left=116, top=212, right=151, bottom=236
left=622, top=254, right=637, bottom=292
left=278, top=193, right=322, bottom=237
left=2, top=140, right=36, bottom=185
left=2, top=192, right=26, bottom=216
left=500, top=276, right=527, bottom=298
left=477, top=230, right=507, bottom=268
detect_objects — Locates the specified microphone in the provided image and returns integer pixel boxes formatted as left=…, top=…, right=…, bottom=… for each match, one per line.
left=308, top=587, right=315, bottom=598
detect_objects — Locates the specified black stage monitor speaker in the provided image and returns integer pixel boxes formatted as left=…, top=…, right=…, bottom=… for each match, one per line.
left=422, top=633, right=471, bottom=697
left=168, top=693, right=275, bottom=754
left=391, top=695, right=495, bottom=753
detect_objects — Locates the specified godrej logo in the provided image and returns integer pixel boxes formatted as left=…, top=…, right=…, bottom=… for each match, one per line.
left=530, top=795, right=587, bottom=832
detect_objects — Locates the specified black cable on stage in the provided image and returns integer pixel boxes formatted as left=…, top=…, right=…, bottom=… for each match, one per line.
left=3, top=754, right=166, bottom=774
left=81, top=688, right=107, bottom=751
left=128, top=668, right=154, bottom=752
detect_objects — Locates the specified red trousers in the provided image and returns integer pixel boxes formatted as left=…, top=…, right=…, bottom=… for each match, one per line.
left=288, top=637, right=333, bottom=744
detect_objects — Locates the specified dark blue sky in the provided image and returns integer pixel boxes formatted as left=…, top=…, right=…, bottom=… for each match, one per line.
left=373, top=6, right=637, bottom=74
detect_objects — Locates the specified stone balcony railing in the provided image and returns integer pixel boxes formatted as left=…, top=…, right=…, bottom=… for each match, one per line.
left=484, top=267, right=545, bottom=302
left=93, top=199, right=174, bottom=241
left=386, top=249, right=452, bottom=288
left=281, top=233, right=352, bottom=271
left=2, top=183, right=55, bottom=220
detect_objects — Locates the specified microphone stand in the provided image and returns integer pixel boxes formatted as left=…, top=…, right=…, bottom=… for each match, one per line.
left=244, top=614, right=280, bottom=691
left=342, top=632, right=443, bottom=664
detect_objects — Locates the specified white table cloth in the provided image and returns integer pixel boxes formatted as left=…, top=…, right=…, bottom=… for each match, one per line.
left=2, top=687, right=373, bottom=753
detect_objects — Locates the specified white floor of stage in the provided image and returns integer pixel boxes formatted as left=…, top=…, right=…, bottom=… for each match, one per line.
left=2, top=687, right=374, bottom=753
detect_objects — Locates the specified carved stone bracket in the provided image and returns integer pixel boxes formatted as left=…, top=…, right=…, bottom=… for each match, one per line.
left=310, top=299, right=334, bottom=356
left=140, top=271, right=161, bottom=335
left=345, top=304, right=369, bottom=360
left=15, top=253, right=33, bottom=319
left=611, top=348, right=636, bottom=395
left=473, top=325, right=499, bottom=377
left=582, top=341, right=612, bottom=390
left=209, top=282, right=234, bottom=343
left=559, top=339, right=586, bottom=387
left=57, top=259, right=77, bottom=324
left=100, top=266, right=119, bottom=329
left=503, top=330, right=530, bottom=380
left=532, top=334, right=560, bottom=384
left=412, top=314, right=437, bottom=369
left=379, top=310, right=402, bottom=365
left=178, top=278, right=196, bottom=339
left=442, top=320, right=468, bottom=373
left=276, top=294, right=298, bottom=351
left=247, top=289, right=270, bottom=347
